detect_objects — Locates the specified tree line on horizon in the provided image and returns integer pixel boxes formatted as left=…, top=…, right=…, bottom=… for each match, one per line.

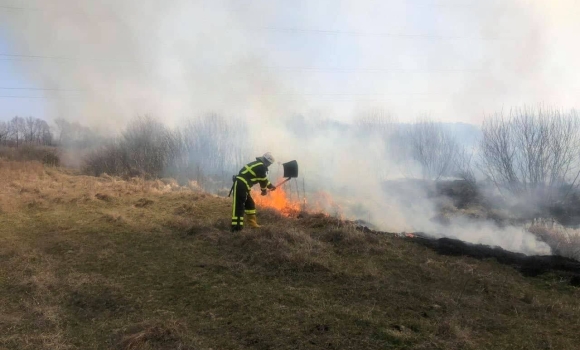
left=2, top=107, right=580, bottom=211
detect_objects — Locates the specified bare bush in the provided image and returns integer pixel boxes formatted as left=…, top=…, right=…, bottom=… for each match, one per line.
left=83, top=141, right=129, bottom=177
left=122, top=116, right=179, bottom=177
left=479, top=107, right=580, bottom=206
left=83, top=116, right=178, bottom=178
left=0, top=145, right=60, bottom=166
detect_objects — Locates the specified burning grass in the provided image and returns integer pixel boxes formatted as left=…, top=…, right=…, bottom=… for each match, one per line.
left=252, top=185, right=302, bottom=217
left=1, top=160, right=580, bottom=349
left=252, top=182, right=345, bottom=219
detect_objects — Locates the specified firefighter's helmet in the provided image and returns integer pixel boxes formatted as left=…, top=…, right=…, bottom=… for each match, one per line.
left=262, top=152, right=275, bottom=165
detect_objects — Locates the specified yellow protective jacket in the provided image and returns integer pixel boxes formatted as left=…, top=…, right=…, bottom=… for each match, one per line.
left=235, top=159, right=274, bottom=191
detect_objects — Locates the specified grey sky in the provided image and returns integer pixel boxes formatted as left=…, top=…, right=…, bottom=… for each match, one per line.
left=0, top=0, right=578, bottom=126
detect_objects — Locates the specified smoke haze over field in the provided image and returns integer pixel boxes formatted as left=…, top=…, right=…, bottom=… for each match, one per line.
left=2, top=0, right=576, bottom=255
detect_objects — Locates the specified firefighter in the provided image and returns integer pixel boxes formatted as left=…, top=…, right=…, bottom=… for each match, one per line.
left=230, top=152, right=277, bottom=232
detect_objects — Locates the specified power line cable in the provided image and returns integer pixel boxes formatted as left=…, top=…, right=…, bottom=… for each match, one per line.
left=255, top=27, right=515, bottom=41
left=261, top=65, right=483, bottom=72
left=0, top=53, right=141, bottom=63
left=0, top=5, right=40, bottom=11
left=1, top=91, right=577, bottom=103
left=0, top=87, right=85, bottom=91
left=0, top=95, right=57, bottom=99
left=0, top=91, right=534, bottom=99
left=0, top=54, right=483, bottom=73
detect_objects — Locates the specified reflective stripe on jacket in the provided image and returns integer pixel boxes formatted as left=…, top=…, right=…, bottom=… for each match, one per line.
left=236, top=159, right=273, bottom=190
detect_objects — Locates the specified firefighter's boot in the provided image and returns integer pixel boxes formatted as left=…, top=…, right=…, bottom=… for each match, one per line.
left=246, top=214, right=261, bottom=228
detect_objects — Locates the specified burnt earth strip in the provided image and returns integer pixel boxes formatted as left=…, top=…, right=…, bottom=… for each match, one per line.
left=355, top=226, right=580, bottom=285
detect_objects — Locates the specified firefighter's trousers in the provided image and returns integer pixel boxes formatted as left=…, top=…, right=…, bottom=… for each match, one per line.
left=231, top=179, right=256, bottom=231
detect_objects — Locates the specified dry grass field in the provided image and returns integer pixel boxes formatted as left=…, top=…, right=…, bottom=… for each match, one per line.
left=1, top=159, right=580, bottom=349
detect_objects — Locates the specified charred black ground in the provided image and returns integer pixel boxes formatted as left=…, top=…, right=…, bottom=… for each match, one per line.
left=355, top=222, right=580, bottom=287
left=409, top=234, right=580, bottom=285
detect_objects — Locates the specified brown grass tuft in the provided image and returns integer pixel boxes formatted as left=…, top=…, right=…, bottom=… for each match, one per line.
left=230, top=227, right=329, bottom=273
left=95, top=193, right=114, bottom=202
left=174, top=203, right=196, bottom=216
left=116, top=321, right=192, bottom=350
left=298, top=211, right=345, bottom=229
left=212, top=217, right=231, bottom=231
left=135, top=198, right=154, bottom=208
left=319, top=227, right=382, bottom=254
left=101, top=213, right=125, bottom=223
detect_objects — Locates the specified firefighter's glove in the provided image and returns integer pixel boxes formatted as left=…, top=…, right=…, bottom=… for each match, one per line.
left=268, top=185, right=276, bottom=191
left=261, top=189, right=268, bottom=196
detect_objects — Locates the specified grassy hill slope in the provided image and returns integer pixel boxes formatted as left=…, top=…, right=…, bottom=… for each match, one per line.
left=1, top=160, right=579, bottom=350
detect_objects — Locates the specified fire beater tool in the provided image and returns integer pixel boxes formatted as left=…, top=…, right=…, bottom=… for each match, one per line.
left=274, top=160, right=299, bottom=189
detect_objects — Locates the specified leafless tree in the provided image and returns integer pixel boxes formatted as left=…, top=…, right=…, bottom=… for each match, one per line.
left=479, top=107, right=580, bottom=205
left=403, top=118, right=460, bottom=180
left=23, top=116, right=39, bottom=143
left=8, top=116, right=25, bottom=147
left=0, top=116, right=54, bottom=147
left=454, top=146, right=477, bottom=186
left=37, top=119, right=53, bottom=145
left=17, top=117, right=53, bottom=145
left=54, top=118, right=71, bottom=145
left=354, top=108, right=397, bottom=138
left=176, top=114, right=253, bottom=186
left=0, top=121, right=8, bottom=145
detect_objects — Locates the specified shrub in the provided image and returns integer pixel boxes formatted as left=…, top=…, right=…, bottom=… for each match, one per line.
left=82, top=116, right=178, bottom=179
left=0, top=145, right=60, bottom=166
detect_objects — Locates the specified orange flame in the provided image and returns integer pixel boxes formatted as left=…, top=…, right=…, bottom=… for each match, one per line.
left=253, top=185, right=302, bottom=217
left=253, top=182, right=346, bottom=219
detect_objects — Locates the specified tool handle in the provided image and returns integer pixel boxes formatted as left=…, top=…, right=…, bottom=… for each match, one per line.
left=274, top=178, right=292, bottom=188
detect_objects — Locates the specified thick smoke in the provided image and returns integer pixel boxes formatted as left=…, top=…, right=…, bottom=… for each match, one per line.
left=1, top=0, right=293, bottom=128
left=2, top=1, right=579, bottom=124
left=3, top=0, right=576, bottom=255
